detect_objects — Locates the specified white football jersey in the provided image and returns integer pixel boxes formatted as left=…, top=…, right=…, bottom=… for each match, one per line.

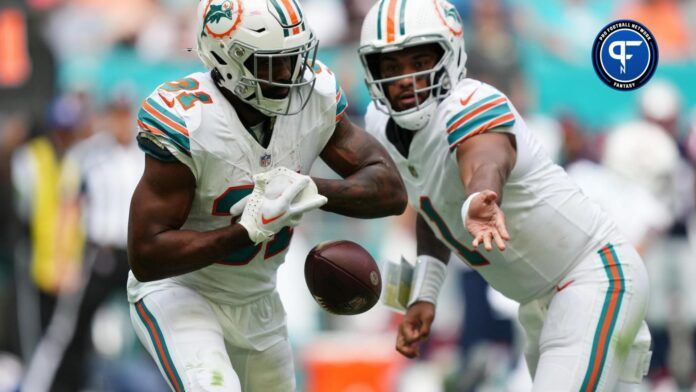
left=365, top=79, right=622, bottom=303
left=127, top=61, right=348, bottom=306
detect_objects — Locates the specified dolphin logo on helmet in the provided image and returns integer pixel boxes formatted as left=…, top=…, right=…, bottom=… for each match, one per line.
left=201, top=0, right=243, bottom=39
left=205, top=3, right=232, bottom=25
left=438, top=0, right=463, bottom=35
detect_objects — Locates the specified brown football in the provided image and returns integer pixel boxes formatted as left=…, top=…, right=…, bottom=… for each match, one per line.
left=304, top=240, right=382, bottom=315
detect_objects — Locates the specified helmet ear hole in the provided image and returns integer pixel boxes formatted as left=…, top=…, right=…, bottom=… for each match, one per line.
left=365, top=53, right=382, bottom=80
left=211, top=51, right=227, bottom=66
left=431, top=44, right=445, bottom=65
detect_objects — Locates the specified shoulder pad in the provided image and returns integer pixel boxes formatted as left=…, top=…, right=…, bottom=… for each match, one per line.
left=312, top=60, right=348, bottom=122
left=136, top=74, right=213, bottom=156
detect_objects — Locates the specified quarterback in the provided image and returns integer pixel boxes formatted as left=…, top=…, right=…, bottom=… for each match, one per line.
left=360, top=1, right=650, bottom=391
left=127, top=0, right=406, bottom=391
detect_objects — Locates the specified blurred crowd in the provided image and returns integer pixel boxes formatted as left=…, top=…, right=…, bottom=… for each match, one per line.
left=1, top=0, right=696, bottom=391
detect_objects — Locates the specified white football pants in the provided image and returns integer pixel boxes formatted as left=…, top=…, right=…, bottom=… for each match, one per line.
left=519, top=242, right=651, bottom=391
left=130, top=285, right=295, bottom=392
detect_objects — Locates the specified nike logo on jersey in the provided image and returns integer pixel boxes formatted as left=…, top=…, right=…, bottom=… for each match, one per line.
left=158, top=92, right=176, bottom=108
left=555, top=279, right=575, bottom=292
left=261, top=212, right=286, bottom=225
left=460, top=87, right=480, bottom=107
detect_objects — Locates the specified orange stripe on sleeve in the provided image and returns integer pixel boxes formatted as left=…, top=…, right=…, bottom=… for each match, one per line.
left=480, top=113, right=516, bottom=132
left=447, top=97, right=507, bottom=134
left=142, top=100, right=189, bottom=137
left=449, top=113, right=515, bottom=151
left=336, top=109, right=348, bottom=123
left=137, top=120, right=166, bottom=136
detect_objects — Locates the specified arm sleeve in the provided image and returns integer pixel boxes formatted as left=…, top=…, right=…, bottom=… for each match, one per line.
left=311, top=60, right=350, bottom=154
left=335, top=83, right=349, bottom=124
left=445, top=92, right=516, bottom=151
left=136, top=95, right=196, bottom=176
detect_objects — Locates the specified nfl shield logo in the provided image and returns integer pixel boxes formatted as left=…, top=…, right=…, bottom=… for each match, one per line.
left=260, top=153, right=272, bottom=167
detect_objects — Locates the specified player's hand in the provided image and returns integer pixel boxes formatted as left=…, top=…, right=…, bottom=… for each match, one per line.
left=463, top=190, right=510, bottom=251
left=396, top=301, right=435, bottom=358
left=236, top=168, right=327, bottom=244
left=262, top=167, right=327, bottom=226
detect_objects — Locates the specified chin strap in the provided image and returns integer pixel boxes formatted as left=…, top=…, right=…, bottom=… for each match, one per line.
left=407, top=255, right=448, bottom=307
left=392, top=98, right=437, bottom=131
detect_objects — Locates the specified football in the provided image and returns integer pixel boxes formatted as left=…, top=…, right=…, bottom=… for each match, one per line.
left=304, top=240, right=382, bottom=315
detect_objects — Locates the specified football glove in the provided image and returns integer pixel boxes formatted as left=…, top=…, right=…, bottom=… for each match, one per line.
left=232, top=167, right=327, bottom=244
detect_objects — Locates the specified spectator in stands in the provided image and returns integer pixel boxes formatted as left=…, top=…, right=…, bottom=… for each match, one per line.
left=465, top=0, right=527, bottom=110
left=634, top=79, right=696, bottom=389
left=688, top=112, right=696, bottom=166
left=11, top=93, right=89, bottom=392
left=21, top=91, right=161, bottom=391
left=567, top=119, right=687, bottom=389
left=618, top=0, right=696, bottom=62
left=514, top=0, right=610, bottom=63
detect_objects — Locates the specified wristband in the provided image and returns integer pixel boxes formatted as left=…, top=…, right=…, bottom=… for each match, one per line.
left=460, top=192, right=481, bottom=225
left=407, top=255, right=447, bottom=307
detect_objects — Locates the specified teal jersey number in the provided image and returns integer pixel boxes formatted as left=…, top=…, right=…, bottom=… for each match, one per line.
left=419, top=196, right=490, bottom=267
left=159, top=78, right=213, bottom=111
left=212, top=186, right=293, bottom=265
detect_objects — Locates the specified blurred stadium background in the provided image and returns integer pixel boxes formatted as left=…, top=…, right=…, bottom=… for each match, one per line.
left=1, top=0, right=695, bottom=391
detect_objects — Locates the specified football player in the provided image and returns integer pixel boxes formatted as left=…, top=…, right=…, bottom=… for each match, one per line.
left=359, top=1, right=651, bottom=390
left=127, top=0, right=407, bottom=391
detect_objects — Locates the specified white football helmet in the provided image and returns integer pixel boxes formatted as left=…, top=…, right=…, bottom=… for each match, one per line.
left=359, top=0, right=467, bottom=130
left=196, top=0, right=318, bottom=116
left=602, top=121, right=679, bottom=198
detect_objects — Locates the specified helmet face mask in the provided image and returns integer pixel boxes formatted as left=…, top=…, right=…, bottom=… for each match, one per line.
left=237, top=39, right=319, bottom=115
left=196, top=0, right=319, bottom=116
left=359, top=0, right=467, bottom=130
left=361, top=38, right=451, bottom=129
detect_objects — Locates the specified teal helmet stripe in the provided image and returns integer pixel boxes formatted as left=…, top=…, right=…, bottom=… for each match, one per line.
left=270, top=0, right=290, bottom=26
left=377, top=0, right=386, bottom=40
left=399, top=0, right=407, bottom=35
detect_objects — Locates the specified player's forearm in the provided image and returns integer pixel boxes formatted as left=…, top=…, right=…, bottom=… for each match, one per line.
left=314, top=163, right=407, bottom=218
left=455, top=133, right=516, bottom=204
left=464, top=162, right=508, bottom=203
left=128, top=224, right=253, bottom=282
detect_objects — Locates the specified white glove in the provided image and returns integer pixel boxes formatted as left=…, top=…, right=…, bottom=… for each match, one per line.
left=232, top=167, right=327, bottom=244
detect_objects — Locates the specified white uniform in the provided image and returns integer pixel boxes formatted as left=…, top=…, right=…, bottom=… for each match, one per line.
left=128, top=62, right=347, bottom=392
left=366, top=79, right=652, bottom=391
